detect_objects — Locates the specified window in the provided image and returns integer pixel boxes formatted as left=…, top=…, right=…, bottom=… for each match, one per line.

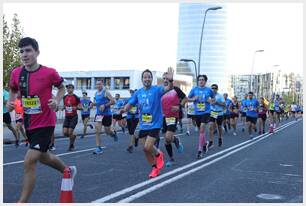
left=76, top=78, right=91, bottom=90
left=114, top=77, right=130, bottom=90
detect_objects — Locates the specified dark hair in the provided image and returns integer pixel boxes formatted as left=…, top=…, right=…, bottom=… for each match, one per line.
left=248, top=91, right=254, bottom=95
left=96, top=79, right=104, bottom=83
left=82, top=92, right=87, bottom=95
left=18, top=37, right=39, bottom=51
left=211, top=84, right=218, bottom=89
left=142, top=69, right=153, bottom=79
left=197, top=74, right=208, bottom=82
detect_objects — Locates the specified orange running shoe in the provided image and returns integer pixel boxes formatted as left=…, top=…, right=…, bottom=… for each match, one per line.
left=149, top=167, right=160, bottom=178
left=156, top=152, right=164, bottom=169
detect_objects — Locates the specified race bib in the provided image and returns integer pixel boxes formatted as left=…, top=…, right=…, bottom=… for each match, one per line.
left=197, top=102, right=205, bottom=111
left=22, top=96, right=42, bottom=114
left=275, top=106, right=279, bottom=111
left=210, top=111, right=218, bottom=119
left=130, top=107, right=137, bottom=114
left=95, top=115, right=104, bottom=122
left=66, top=106, right=73, bottom=113
left=142, top=114, right=152, bottom=124
left=122, top=113, right=127, bottom=118
left=83, top=107, right=88, bottom=112
left=165, top=117, right=176, bottom=126
left=249, top=105, right=254, bottom=111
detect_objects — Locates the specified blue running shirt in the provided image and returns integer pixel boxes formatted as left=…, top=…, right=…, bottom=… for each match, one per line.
left=188, top=86, right=214, bottom=115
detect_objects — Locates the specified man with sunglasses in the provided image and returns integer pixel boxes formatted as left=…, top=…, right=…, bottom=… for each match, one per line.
left=80, top=91, right=94, bottom=139
left=7, top=37, right=76, bottom=202
left=188, top=74, right=215, bottom=159
left=208, top=84, right=225, bottom=148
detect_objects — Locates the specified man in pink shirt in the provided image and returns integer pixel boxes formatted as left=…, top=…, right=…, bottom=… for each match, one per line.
left=6, top=37, right=77, bottom=203
left=161, top=72, right=188, bottom=167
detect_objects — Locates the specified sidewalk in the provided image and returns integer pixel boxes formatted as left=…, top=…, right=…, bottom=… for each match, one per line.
left=3, top=118, right=191, bottom=144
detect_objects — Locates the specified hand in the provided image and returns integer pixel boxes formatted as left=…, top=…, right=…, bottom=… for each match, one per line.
left=99, top=105, right=105, bottom=112
left=171, top=105, right=180, bottom=112
left=48, top=98, right=58, bottom=111
left=211, top=98, right=216, bottom=104
left=6, top=101, right=15, bottom=112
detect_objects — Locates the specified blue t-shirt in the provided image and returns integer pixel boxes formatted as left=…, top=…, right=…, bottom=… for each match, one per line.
left=94, top=90, right=112, bottom=116
left=224, top=98, right=232, bottom=115
left=80, top=98, right=92, bottom=115
left=241, top=99, right=248, bottom=112
left=128, top=85, right=164, bottom=130
left=210, top=93, right=225, bottom=116
left=274, top=100, right=280, bottom=111
left=113, top=99, right=125, bottom=115
left=125, top=96, right=139, bottom=119
left=3, top=89, right=9, bottom=113
left=245, top=98, right=259, bottom=118
left=188, top=86, right=214, bottom=115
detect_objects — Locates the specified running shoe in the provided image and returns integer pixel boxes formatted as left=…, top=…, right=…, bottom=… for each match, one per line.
left=174, top=136, right=183, bottom=153
left=218, top=138, right=222, bottom=147
left=68, top=166, right=77, bottom=188
left=149, top=167, right=160, bottom=178
left=242, top=128, right=245, bottom=132
left=233, top=132, right=237, bottom=136
left=156, top=152, right=164, bottom=169
left=24, top=139, right=29, bottom=147
left=93, top=146, right=103, bottom=154
left=80, top=135, right=84, bottom=139
left=208, top=141, right=214, bottom=149
left=126, top=145, right=133, bottom=153
left=68, top=144, right=75, bottom=151
left=224, top=125, right=228, bottom=133
left=254, top=127, right=257, bottom=132
left=166, top=159, right=175, bottom=167
left=186, top=131, right=190, bottom=136
left=89, top=124, right=94, bottom=129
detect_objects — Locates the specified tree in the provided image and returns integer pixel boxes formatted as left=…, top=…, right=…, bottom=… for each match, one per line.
left=3, top=13, right=24, bottom=89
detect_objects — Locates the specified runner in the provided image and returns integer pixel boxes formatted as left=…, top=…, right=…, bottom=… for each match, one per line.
left=273, top=94, right=282, bottom=128
left=240, top=94, right=248, bottom=132
left=258, top=97, right=268, bottom=134
left=14, top=97, right=29, bottom=146
left=223, top=93, right=232, bottom=133
left=112, top=93, right=127, bottom=133
left=63, top=84, right=81, bottom=151
left=185, top=102, right=196, bottom=136
left=208, top=84, right=225, bottom=148
left=291, top=102, right=298, bottom=120
left=125, top=89, right=139, bottom=153
left=80, top=91, right=94, bottom=139
left=161, top=72, right=188, bottom=167
left=229, top=96, right=240, bottom=136
left=245, top=91, right=259, bottom=139
left=188, top=74, right=215, bottom=159
left=92, top=79, right=118, bottom=154
left=121, top=69, right=169, bottom=178
left=7, top=37, right=76, bottom=203
left=268, top=96, right=275, bottom=133
left=3, top=88, right=19, bottom=146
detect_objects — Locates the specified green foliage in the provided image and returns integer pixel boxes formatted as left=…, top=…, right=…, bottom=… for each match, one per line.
left=3, top=14, right=24, bottom=89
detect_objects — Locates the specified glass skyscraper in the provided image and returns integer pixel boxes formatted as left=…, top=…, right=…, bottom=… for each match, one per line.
left=177, top=3, right=228, bottom=92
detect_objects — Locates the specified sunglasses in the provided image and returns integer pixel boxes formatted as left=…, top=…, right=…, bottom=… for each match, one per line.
left=211, top=87, right=218, bottom=90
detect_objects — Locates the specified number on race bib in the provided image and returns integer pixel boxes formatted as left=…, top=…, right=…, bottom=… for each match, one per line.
left=197, top=102, right=205, bottom=111
left=142, top=114, right=152, bottom=124
left=165, top=117, right=176, bottom=126
left=95, top=115, right=104, bottom=122
left=22, top=96, right=42, bottom=114
left=210, top=111, right=218, bottom=119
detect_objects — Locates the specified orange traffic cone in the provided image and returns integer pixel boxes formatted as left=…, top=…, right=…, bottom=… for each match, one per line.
left=60, top=167, right=73, bottom=203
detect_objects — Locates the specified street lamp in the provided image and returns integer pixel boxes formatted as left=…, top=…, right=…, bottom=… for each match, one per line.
left=198, top=6, right=222, bottom=76
left=250, top=49, right=264, bottom=92
left=180, top=59, right=197, bottom=77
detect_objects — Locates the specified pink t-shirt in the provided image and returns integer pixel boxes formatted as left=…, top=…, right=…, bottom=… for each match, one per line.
left=9, top=65, right=63, bottom=131
left=161, top=86, right=186, bottom=118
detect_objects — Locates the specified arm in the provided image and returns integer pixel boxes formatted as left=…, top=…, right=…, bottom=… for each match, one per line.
left=6, top=89, right=18, bottom=112
left=48, top=83, right=65, bottom=111
left=105, top=91, right=115, bottom=107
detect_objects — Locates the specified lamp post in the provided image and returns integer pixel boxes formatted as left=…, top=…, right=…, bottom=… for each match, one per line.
left=250, top=49, right=264, bottom=92
left=180, top=59, right=197, bottom=86
left=198, top=6, right=222, bottom=76
left=270, top=64, right=280, bottom=99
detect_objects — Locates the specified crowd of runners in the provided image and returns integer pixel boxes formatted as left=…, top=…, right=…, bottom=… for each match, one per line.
left=3, top=37, right=304, bottom=202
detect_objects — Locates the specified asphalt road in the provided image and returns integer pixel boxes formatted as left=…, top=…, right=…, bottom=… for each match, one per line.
left=3, top=117, right=303, bottom=203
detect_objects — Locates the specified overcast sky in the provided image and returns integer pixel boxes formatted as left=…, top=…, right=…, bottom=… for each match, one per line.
left=3, top=2, right=303, bottom=76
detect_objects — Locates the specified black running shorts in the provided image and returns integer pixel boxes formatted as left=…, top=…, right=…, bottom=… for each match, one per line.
left=26, top=127, right=54, bottom=153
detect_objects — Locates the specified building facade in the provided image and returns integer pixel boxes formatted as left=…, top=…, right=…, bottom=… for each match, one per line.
left=176, top=3, right=228, bottom=92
